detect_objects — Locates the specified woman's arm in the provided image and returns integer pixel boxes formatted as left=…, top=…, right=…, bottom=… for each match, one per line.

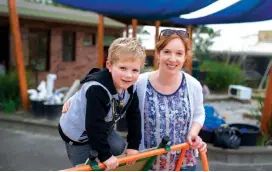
left=188, top=121, right=202, bottom=137
left=191, top=81, right=205, bottom=131
left=187, top=81, right=207, bottom=152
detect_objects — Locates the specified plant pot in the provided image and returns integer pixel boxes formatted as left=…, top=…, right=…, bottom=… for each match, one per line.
left=44, top=103, right=63, bottom=120
left=117, top=117, right=127, bottom=132
left=229, top=123, right=261, bottom=146
left=30, top=100, right=45, bottom=117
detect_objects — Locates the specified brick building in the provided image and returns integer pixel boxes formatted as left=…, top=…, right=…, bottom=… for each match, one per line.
left=0, top=1, right=125, bottom=88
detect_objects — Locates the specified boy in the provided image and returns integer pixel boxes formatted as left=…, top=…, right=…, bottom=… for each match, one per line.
left=58, top=38, right=146, bottom=170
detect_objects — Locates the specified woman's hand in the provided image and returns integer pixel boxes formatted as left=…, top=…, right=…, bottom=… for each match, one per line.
left=187, top=135, right=207, bottom=153
left=62, top=100, right=71, bottom=113
left=125, top=149, right=139, bottom=166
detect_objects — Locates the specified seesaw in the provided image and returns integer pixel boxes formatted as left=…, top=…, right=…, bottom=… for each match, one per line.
left=61, top=136, right=209, bottom=171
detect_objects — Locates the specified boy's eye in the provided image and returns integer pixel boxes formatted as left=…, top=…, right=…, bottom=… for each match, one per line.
left=133, top=69, right=139, bottom=73
left=120, top=67, right=126, bottom=70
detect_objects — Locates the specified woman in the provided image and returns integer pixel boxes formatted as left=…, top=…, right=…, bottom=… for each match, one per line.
left=62, top=29, right=206, bottom=171
left=136, top=29, right=206, bottom=171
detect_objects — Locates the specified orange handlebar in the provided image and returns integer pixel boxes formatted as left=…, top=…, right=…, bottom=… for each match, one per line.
left=62, top=142, right=209, bottom=171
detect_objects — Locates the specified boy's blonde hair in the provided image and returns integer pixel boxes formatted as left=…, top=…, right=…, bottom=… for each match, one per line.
left=107, top=37, right=146, bottom=68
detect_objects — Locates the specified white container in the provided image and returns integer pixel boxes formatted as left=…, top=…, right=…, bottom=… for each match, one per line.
left=46, top=74, right=57, bottom=96
left=228, top=85, right=252, bottom=101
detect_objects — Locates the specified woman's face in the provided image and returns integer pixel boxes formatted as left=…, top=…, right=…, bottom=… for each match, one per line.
left=157, top=38, right=186, bottom=75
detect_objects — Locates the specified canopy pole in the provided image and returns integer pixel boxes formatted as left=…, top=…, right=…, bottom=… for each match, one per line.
left=8, top=0, right=29, bottom=111
left=258, top=59, right=272, bottom=90
left=125, top=25, right=129, bottom=38
left=153, top=21, right=160, bottom=70
left=97, top=15, right=104, bottom=68
left=261, top=66, right=272, bottom=133
left=132, top=19, right=137, bottom=38
left=185, top=25, right=193, bottom=75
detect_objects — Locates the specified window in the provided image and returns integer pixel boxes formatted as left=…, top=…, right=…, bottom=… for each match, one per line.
left=62, top=31, right=76, bottom=62
left=29, top=29, right=50, bottom=71
left=83, top=33, right=95, bottom=46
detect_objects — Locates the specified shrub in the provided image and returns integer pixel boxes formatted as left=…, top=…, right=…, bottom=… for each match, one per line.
left=200, top=61, right=245, bottom=90
left=0, top=72, right=20, bottom=101
left=0, top=70, right=32, bottom=113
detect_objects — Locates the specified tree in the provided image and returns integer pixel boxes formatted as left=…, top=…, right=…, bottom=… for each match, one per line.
left=193, top=25, right=220, bottom=61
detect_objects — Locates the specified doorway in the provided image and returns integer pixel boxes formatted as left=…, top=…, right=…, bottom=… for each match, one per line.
left=0, top=25, right=10, bottom=74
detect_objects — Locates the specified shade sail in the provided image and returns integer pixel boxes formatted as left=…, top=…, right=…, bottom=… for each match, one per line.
left=52, top=0, right=216, bottom=20
left=169, top=0, right=272, bottom=24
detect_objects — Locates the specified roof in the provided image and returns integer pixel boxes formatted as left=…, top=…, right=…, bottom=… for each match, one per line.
left=0, top=1, right=125, bottom=28
left=170, top=0, right=272, bottom=25
left=53, top=0, right=216, bottom=21
left=52, top=0, right=216, bottom=27
left=210, top=42, right=272, bottom=57
left=209, top=34, right=272, bottom=57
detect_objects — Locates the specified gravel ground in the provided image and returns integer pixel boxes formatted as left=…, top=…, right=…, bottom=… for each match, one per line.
left=204, top=99, right=260, bottom=126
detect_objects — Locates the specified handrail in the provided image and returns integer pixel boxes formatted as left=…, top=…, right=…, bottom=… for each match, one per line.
left=62, top=142, right=209, bottom=171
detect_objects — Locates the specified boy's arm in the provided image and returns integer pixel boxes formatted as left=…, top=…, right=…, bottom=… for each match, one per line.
left=85, top=86, right=112, bottom=162
left=125, top=91, right=142, bottom=150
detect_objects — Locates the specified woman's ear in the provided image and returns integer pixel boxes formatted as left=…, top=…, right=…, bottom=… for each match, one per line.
left=106, top=61, right=112, bottom=72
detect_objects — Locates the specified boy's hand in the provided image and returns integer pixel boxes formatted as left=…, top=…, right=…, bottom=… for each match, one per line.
left=103, top=155, right=119, bottom=170
left=62, top=100, right=71, bottom=113
left=125, top=149, right=139, bottom=166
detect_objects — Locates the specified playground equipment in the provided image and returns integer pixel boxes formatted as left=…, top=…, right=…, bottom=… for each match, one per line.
left=61, top=137, right=209, bottom=171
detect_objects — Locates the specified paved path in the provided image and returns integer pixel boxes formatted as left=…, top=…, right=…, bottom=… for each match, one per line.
left=0, top=120, right=71, bottom=171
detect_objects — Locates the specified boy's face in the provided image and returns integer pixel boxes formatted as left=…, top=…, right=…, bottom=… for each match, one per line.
left=106, top=56, right=142, bottom=92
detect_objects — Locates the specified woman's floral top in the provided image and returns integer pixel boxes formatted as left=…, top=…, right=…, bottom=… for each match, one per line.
left=143, top=74, right=196, bottom=171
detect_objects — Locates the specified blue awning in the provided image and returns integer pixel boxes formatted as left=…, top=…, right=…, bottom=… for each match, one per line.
left=53, top=0, right=216, bottom=20
left=169, top=0, right=272, bottom=25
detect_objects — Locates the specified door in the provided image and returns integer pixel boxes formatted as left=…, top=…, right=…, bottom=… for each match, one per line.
left=0, top=25, right=9, bottom=74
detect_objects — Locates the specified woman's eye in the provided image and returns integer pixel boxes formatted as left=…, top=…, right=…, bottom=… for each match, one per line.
left=164, top=50, right=170, bottom=54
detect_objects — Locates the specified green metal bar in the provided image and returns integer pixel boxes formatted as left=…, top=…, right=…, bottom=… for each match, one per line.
left=142, top=136, right=170, bottom=171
